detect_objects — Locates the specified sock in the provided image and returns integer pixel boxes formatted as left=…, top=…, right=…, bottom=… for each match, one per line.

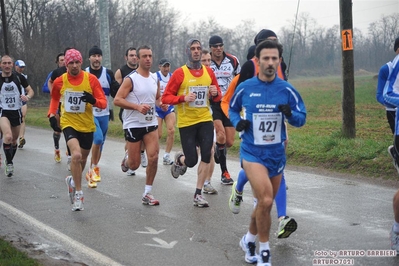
left=143, top=185, right=152, bottom=197
left=236, top=169, right=248, bottom=193
left=216, top=143, right=227, bottom=171
left=164, top=152, right=170, bottom=158
left=3, top=143, right=12, bottom=164
left=75, top=190, right=83, bottom=196
left=275, top=173, right=287, bottom=218
left=204, top=180, right=210, bottom=186
left=53, top=132, right=61, bottom=150
left=394, top=221, right=399, bottom=234
left=259, top=241, right=270, bottom=252
left=245, top=232, right=256, bottom=243
left=70, top=178, right=75, bottom=187
left=11, top=144, right=17, bottom=159
left=195, top=188, right=202, bottom=196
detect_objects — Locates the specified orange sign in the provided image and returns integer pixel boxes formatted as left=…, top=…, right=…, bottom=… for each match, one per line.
left=342, top=29, right=353, bottom=51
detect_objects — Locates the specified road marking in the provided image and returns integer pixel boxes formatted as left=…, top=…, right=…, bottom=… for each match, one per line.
left=0, top=200, right=123, bottom=266
left=136, top=227, right=165, bottom=234
left=144, top=238, right=177, bottom=249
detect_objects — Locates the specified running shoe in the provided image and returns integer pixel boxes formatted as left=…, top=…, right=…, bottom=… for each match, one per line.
left=142, top=193, right=160, bottom=206
left=239, top=235, right=258, bottom=264
left=257, top=249, right=271, bottom=266
left=5, top=162, right=13, bottom=177
left=221, top=170, right=234, bottom=185
left=229, top=181, right=243, bottom=214
left=85, top=170, right=98, bottom=188
left=127, top=169, right=136, bottom=176
left=65, top=176, right=75, bottom=204
left=390, top=226, right=399, bottom=255
left=54, top=149, right=61, bottom=163
left=193, top=194, right=209, bottom=207
left=91, top=166, right=101, bottom=182
left=121, top=151, right=129, bottom=172
left=170, top=151, right=187, bottom=178
left=388, top=145, right=399, bottom=175
left=203, top=183, right=218, bottom=194
left=141, top=151, right=148, bottom=168
left=72, top=193, right=84, bottom=211
left=163, top=154, right=173, bottom=165
left=18, top=137, right=26, bottom=149
left=277, top=216, right=298, bottom=239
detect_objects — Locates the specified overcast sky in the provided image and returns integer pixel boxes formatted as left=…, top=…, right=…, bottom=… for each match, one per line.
left=169, top=0, right=399, bottom=34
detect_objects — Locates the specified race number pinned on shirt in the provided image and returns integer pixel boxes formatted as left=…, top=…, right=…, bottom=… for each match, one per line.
left=138, top=103, right=155, bottom=123
left=189, top=86, right=208, bottom=108
left=64, top=90, right=85, bottom=113
left=252, top=112, right=282, bottom=145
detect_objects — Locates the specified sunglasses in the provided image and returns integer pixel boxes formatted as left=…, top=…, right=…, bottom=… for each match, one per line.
left=211, top=44, right=224, bottom=48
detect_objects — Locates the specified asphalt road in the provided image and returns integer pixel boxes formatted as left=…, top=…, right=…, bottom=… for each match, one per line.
left=0, top=127, right=398, bottom=266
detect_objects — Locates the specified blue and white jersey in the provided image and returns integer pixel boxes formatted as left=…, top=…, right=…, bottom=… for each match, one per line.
left=156, top=71, right=171, bottom=95
left=229, top=76, right=306, bottom=149
left=85, top=66, right=110, bottom=117
left=383, top=54, right=399, bottom=108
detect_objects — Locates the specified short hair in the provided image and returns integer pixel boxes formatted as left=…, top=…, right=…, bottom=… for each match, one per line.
left=136, top=45, right=151, bottom=58
left=125, top=47, right=136, bottom=56
left=255, top=40, right=283, bottom=58
left=201, top=49, right=210, bottom=55
left=56, top=53, right=64, bottom=63
left=0, top=54, right=13, bottom=62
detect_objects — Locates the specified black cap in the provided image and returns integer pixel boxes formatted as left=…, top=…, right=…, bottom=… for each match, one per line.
left=159, top=58, right=170, bottom=66
left=209, top=35, right=223, bottom=46
left=89, top=45, right=102, bottom=56
left=254, top=29, right=277, bottom=45
left=394, top=37, right=399, bottom=52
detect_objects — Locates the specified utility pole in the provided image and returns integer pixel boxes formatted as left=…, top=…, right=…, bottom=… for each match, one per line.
left=339, top=0, right=355, bottom=138
left=1, top=0, right=9, bottom=54
left=98, top=0, right=111, bottom=69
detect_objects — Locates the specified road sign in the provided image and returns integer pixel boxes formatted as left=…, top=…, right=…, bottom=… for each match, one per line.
left=342, top=29, right=353, bottom=51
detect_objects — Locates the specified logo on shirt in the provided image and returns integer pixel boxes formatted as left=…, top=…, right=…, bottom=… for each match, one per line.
left=249, top=93, right=261, bottom=97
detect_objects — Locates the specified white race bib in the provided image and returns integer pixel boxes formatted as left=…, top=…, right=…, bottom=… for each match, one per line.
left=189, top=86, right=208, bottom=108
left=64, top=90, right=85, bottom=113
left=252, top=112, right=282, bottom=145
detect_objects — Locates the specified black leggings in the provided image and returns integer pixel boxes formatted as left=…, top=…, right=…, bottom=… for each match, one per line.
left=179, top=121, right=214, bottom=167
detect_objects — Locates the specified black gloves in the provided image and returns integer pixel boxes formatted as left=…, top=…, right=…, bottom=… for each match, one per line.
left=278, top=104, right=292, bottom=117
left=49, top=116, right=61, bottom=132
left=81, top=91, right=96, bottom=105
left=236, top=119, right=250, bottom=132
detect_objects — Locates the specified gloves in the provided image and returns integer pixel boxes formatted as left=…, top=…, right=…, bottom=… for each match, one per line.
left=235, top=119, right=250, bottom=132
left=49, top=116, right=61, bottom=132
left=80, top=91, right=96, bottom=105
left=278, top=104, right=292, bottom=117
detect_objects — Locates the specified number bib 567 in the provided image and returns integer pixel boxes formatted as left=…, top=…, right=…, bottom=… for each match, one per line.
left=189, top=86, right=208, bottom=108
left=64, top=90, right=85, bottom=113
left=252, top=113, right=282, bottom=145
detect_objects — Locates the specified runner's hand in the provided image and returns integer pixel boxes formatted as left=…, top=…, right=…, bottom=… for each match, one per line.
left=235, top=119, right=250, bottom=132
left=278, top=104, right=292, bottom=117
left=81, top=91, right=96, bottom=105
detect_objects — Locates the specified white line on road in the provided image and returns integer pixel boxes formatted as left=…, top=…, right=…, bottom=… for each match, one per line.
left=0, top=200, right=123, bottom=266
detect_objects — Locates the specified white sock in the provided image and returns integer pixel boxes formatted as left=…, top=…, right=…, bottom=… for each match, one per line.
left=394, top=221, right=399, bottom=234
left=143, top=185, right=152, bottom=197
left=75, top=190, right=83, bottom=196
left=259, top=241, right=270, bottom=252
left=70, top=178, right=75, bottom=187
left=204, top=180, right=210, bottom=186
left=164, top=152, right=170, bottom=158
left=245, top=232, right=256, bottom=243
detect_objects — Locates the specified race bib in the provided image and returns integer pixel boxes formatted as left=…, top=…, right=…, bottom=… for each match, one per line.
left=189, top=86, right=208, bottom=108
left=252, top=112, right=282, bottom=145
left=138, top=103, right=156, bottom=123
left=64, top=90, right=85, bottom=113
